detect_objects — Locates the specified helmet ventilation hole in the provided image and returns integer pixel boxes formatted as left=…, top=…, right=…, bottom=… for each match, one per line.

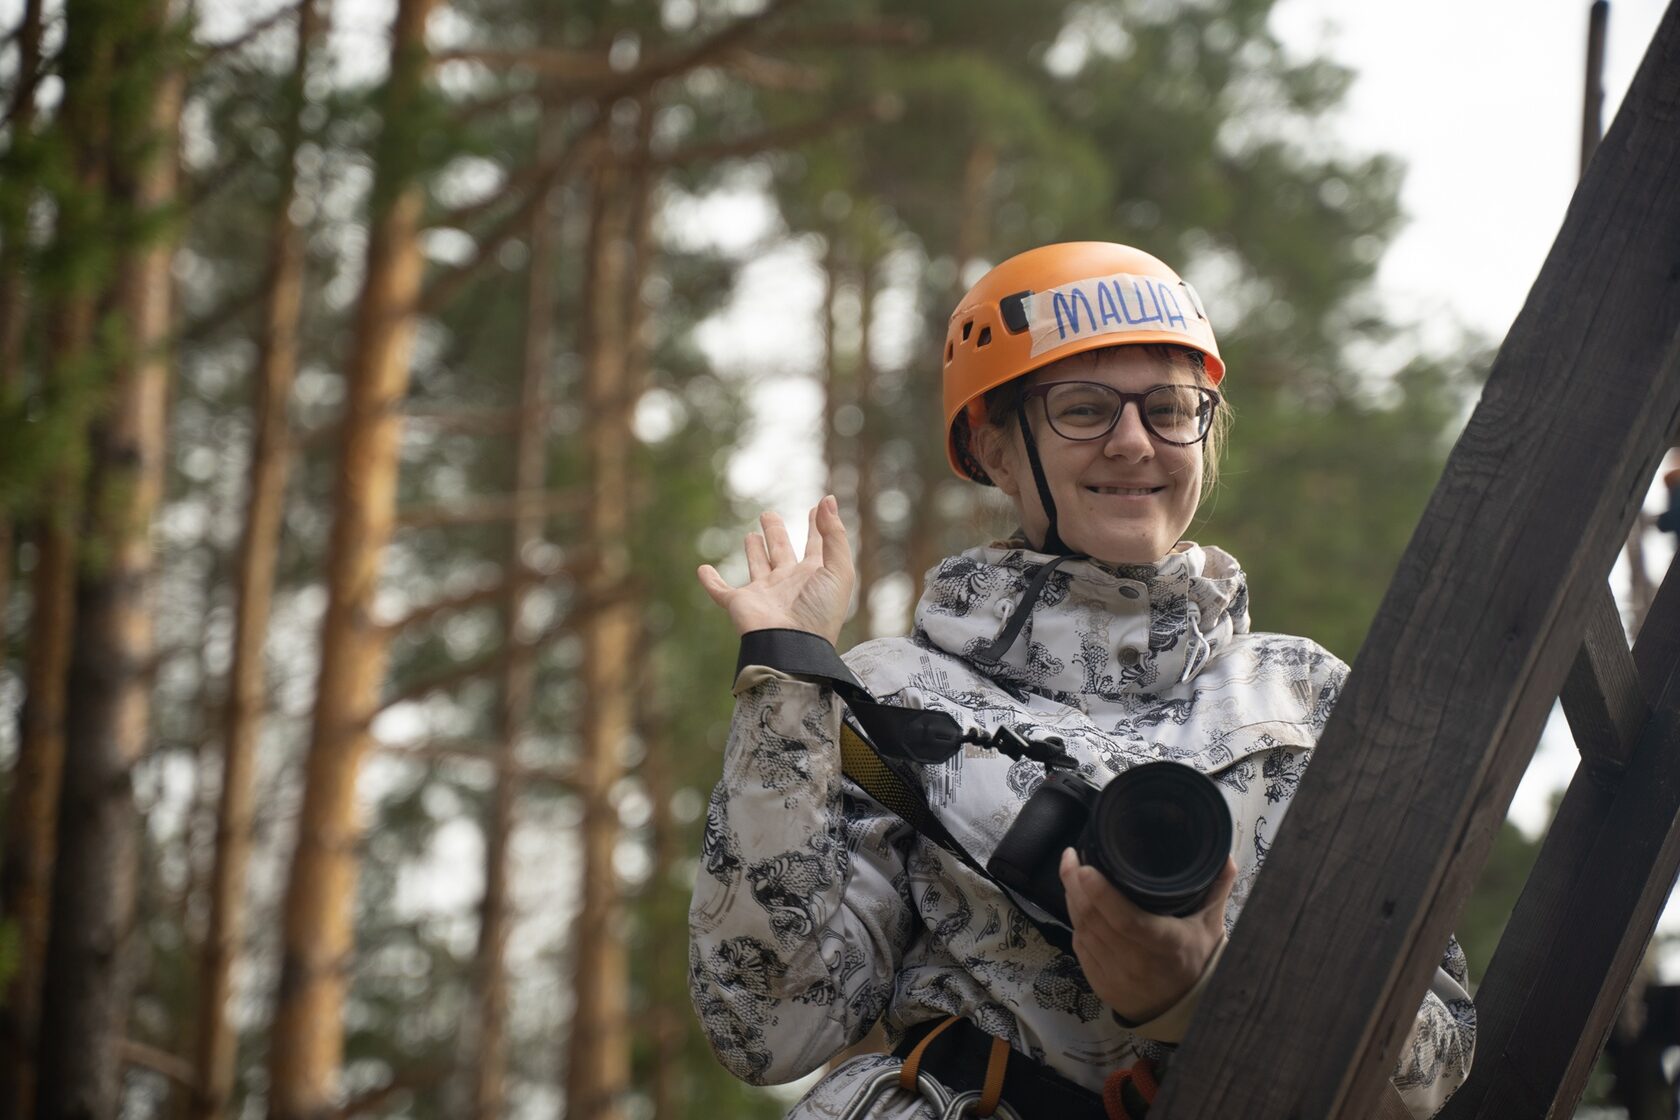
left=945, top=341, right=954, bottom=363
left=962, top=320, right=973, bottom=341
left=976, top=326, right=992, bottom=347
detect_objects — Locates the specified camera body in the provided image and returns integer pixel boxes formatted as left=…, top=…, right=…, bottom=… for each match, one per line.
left=986, top=760, right=1233, bottom=923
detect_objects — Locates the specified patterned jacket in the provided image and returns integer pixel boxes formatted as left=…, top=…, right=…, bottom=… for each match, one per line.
left=689, top=540, right=1475, bottom=1117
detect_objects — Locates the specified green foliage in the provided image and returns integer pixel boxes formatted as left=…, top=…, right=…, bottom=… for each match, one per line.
left=1455, top=816, right=1545, bottom=983
left=0, top=0, right=1531, bottom=1114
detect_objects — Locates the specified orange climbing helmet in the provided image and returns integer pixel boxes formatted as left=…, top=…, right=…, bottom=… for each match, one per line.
left=943, top=242, right=1224, bottom=483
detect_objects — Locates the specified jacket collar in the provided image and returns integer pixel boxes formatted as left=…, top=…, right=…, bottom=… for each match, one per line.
left=913, top=539, right=1250, bottom=698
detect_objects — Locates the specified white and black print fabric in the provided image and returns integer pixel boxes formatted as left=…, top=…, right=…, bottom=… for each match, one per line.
left=689, top=540, right=1474, bottom=1118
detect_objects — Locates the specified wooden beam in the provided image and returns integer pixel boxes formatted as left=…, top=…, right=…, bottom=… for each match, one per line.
left=1150, top=6, right=1680, bottom=1116
left=1439, top=568, right=1680, bottom=1118
left=1559, top=582, right=1648, bottom=773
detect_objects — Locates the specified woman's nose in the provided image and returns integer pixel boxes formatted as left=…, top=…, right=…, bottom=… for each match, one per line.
left=1103, top=402, right=1155, bottom=460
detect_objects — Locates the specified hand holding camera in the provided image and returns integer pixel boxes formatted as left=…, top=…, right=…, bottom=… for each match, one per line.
left=987, top=757, right=1238, bottom=1023
left=1060, top=844, right=1235, bottom=1024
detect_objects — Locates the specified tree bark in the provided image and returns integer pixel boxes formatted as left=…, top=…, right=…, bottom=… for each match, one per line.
left=0, top=0, right=44, bottom=627
left=190, top=3, right=322, bottom=1117
left=0, top=516, right=76, bottom=1120
left=853, top=258, right=879, bottom=638
left=34, top=1, right=183, bottom=1112
left=460, top=96, right=561, bottom=1120
left=562, top=102, right=654, bottom=1120
left=267, top=1, right=436, bottom=1115
left=4, top=1, right=115, bottom=1113
left=905, top=141, right=995, bottom=617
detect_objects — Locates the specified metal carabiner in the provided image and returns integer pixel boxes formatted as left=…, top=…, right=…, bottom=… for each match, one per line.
left=837, top=1062, right=954, bottom=1120
left=939, top=1090, right=1025, bottom=1120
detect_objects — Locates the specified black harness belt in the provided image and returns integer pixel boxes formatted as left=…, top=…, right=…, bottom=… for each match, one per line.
left=892, top=1017, right=1112, bottom=1119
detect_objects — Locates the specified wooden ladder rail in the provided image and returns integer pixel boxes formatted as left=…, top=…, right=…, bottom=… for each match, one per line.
left=1148, top=2, right=1680, bottom=1116
left=1438, top=565, right=1680, bottom=1118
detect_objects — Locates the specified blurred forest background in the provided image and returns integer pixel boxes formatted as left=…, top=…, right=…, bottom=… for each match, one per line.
left=0, top=0, right=1672, bottom=1117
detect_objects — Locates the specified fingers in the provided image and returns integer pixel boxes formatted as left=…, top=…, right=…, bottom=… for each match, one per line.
left=761, top=511, right=796, bottom=567
left=816, top=494, right=853, bottom=576
left=696, top=563, right=733, bottom=607
left=744, top=530, right=770, bottom=581
left=803, top=502, right=824, bottom=566
left=1060, top=848, right=1170, bottom=942
left=1198, top=856, right=1238, bottom=935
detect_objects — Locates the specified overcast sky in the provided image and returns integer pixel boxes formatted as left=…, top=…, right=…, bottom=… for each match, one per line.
left=1269, top=0, right=1676, bottom=839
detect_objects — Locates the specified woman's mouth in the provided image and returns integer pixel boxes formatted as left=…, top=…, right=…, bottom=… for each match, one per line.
left=1086, top=485, right=1164, bottom=496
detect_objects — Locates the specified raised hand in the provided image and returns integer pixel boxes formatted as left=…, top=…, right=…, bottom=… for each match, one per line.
left=696, top=495, right=855, bottom=647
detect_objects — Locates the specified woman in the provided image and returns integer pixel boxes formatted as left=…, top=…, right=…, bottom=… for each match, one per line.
left=689, top=243, right=1474, bottom=1118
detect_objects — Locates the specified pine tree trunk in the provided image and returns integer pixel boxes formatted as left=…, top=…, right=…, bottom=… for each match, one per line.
left=905, top=141, right=995, bottom=614
left=639, top=698, right=683, bottom=1120
left=821, top=236, right=845, bottom=503
left=464, top=101, right=561, bottom=1120
left=0, top=511, right=78, bottom=1119
left=563, top=110, right=653, bottom=1120
left=854, top=259, right=879, bottom=638
left=0, top=4, right=84, bottom=1099
left=267, top=2, right=436, bottom=1115
left=0, top=0, right=44, bottom=627
left=190, top=4, right=322, bottom=1117
left=34, top=7, right=182, bottom=1113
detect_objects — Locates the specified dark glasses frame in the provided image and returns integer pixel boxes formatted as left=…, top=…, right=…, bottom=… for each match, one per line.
left=1020, top=381, right=1222, bottom=446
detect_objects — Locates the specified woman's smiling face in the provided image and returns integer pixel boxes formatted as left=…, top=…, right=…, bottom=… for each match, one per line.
left=976, top=345, right=1206, bottom=565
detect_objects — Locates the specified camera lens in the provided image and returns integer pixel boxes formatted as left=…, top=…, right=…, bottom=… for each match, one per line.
left=1082, top=762, right=1233, bottom=916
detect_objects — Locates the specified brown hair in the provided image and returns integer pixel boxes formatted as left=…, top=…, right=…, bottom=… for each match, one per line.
left=975, top=344, right=1231, bottom=495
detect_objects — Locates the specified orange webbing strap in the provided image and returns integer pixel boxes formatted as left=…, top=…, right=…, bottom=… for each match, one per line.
left=1101, top=1058, right=1159, bottom=1120
left=977, top=1033, right=1011, bottom=1116
left=899, top=1015, right=963, bottom=1092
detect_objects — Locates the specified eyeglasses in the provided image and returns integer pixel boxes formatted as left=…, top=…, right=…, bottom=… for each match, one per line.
left=1021, top=381, right=1221, bottom=446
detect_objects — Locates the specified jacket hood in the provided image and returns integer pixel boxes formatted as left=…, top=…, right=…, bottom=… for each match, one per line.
left=913, top=540, right=1250, bottom=699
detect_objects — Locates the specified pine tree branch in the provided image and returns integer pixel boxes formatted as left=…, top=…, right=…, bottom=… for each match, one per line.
left=177, top=280, right=265, bottom=346
left=589, top=0, right=803, bottom=101
left=197, top=0, right=306, bottom=63
left=642, top=97, right=894, bottom=169
left=376, top=561, right=577, bottom=637
left=120, top=1040, right=196, bottom=1088
left=373, top=739, right=576, bottom=789
left=400, top=404, right=521, bottom=433
left=417, top=126, right=604, bottom=316
left=435, top=0, right=803, bottom=101
left=2, top=0, right=46, bottom=128
left=721, top=49, right=828, bottom=93
left=183, top=148, right=262, bottom=212
left=335, top=1069, right=445, bottom=1120
left=433, top=45, right=613, bottom=80
left=424, top=156, right=552, bottom=233
left=373, top=580, right=635, bottom=717
left=378, top=581, right=507, bottom=636
left=394, top=488, right=585, bottom=531
left=758, top=18, right=926, bottom=50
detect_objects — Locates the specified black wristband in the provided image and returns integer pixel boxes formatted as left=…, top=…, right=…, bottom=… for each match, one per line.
left=735, top=628, right=862, bottom=690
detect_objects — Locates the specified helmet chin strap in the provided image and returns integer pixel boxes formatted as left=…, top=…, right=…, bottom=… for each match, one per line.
left=1014, top=408, right=1076, bottom=557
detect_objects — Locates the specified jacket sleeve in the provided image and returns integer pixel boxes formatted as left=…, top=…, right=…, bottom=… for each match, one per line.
left=688, top=665, right=917, bottom=1086
left=1391, top=936, right=1476, bottom=1118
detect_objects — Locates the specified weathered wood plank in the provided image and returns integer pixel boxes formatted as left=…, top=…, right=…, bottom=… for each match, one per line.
left=1439, top=568, right=1680, bottom=1119
left=1560, top=582, right=1648, bottom=773
left=1150, top=6, right=1680, bottom=1116
left=1633, top=550, right=1680, bottom=697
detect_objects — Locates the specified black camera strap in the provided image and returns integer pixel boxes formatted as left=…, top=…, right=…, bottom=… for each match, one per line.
left=735, top=629, right=1076, bottom=954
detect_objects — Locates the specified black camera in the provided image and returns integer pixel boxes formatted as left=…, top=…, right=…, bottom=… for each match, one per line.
left=986, top=761, right=1233, bottom=922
